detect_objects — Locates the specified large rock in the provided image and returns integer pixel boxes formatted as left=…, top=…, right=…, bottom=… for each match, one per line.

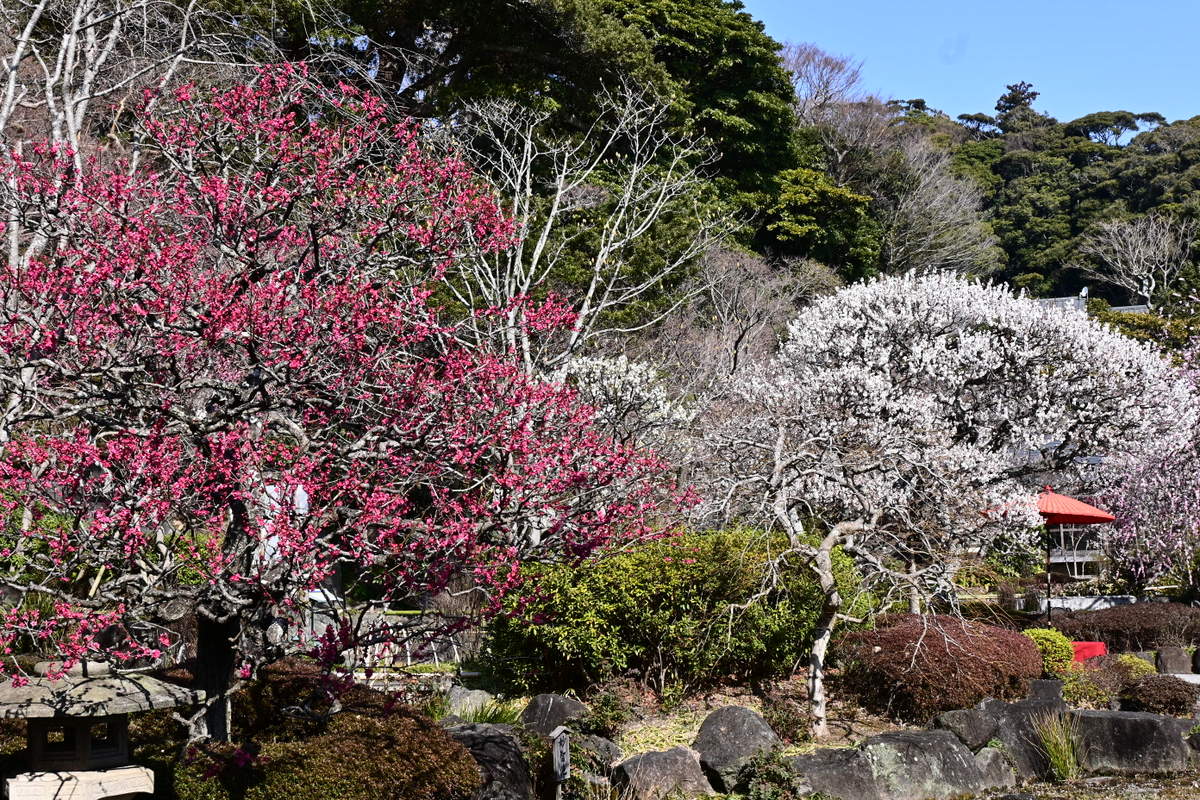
left=787, top=730, right=1006, bottom=800
left=1070, top=710, right=1193, bottom=775
left=935, top=706, right=997, bottom=752
left=520, top=693, right=587, bottom=736
left=449, top=686, right=495, bottom=717
left=1157, top=646, right=1192, bottom=674
left=1027, top=679, right=1064, bottom=703
left=691, top=706, right=779, bottom=791
left=447, top=723, right=534, bottom=800
left=973, top=747, right=1016, bottom=790
left=613, top=747, right=715, bottom=800
left=577, top=734, right=623, bottom=768
left=787, top=747, right=879, bottom=800
left=978, top=697, right=1067, bottom=781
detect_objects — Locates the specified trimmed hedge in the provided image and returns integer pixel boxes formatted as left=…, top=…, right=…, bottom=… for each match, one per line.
left=484, top=529, right=871, bottom=695
left=839, top=614, right=1041, bottom=723
left=1051, top=603, right=1200, bottom=651
left=124, top=660, right=483, bottom=800
left=1024, top=628, right=1075, bottom=676
left=173, top=711, right=481, bottom=800
left=1121, top=675, right=1200, bottom=716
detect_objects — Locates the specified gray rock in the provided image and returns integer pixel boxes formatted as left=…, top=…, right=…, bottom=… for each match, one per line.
left=934, top=706, right=998, bottom=752
left=974, top=747, right=1016, bottom=790
left=613, top=746, right=715, bottom=799
left=449, top=686, right=495, bottom=717
left=1157, top=646, right=1192, bottom=674
left=1070, top=710, right=1193, bottom=775
left=691, top=705, right=779, bottom=791
left=577, top=734, right=623, bottom=768
left=788, top=730, right=994, bottom=800
left=1133, top=651, right=1157, bottom=668
left=787, top=747, right=879, bottom=800
left=1027, top=679, right=1064, bottom=703
left=520, top=693, right=587, bottom=736
left=447, top=723, right=533, bottom=800
left=979, top=697, right=1067, bottom=781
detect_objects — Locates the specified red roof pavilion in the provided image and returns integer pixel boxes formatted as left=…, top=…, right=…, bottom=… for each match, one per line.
left=1037, top=486, right=1115, bottom=526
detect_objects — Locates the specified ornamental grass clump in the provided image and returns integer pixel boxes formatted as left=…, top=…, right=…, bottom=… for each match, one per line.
left=1032, top=710, right=1084, bottom=782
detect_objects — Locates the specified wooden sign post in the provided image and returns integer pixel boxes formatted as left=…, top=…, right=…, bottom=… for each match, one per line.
left=549, top=725, right=570, bottom=799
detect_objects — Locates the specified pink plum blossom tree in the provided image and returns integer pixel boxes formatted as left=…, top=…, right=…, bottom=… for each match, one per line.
left=703, top=272, right=1197, bottom=735
left=0, top=66, right=677, bottom=740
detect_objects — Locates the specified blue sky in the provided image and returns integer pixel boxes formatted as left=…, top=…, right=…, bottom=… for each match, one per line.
left=742, top=0, right=1200, bottom=125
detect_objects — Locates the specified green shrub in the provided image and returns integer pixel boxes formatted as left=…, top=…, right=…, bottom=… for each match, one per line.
left=759, top=684, right=813, bottom=745
left=1121, top=675, right=1200, bottom=716
left=157, top=660, right=483, bottom=800
left=744, top=749, right=810, bottom=800
left=483, top=529, right=871, bottom=696
left=1059, top=654, right=1157, bottom=709
left=839, top=615, right=1042, bottom=723
left=1024, top=628, right=1075, bottom=676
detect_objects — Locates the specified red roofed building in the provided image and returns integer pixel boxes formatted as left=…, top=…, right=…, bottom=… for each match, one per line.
left=1039, top=487, right=1114, bottom=578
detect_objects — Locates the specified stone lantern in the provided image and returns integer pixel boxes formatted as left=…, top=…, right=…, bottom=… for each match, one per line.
left=0, top=661, right=204, bottom=800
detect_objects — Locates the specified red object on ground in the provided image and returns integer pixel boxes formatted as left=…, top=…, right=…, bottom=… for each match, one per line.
left=1037, top=487, right=1116, bottom=526
left=1072, top=641, right=1108, bottom=661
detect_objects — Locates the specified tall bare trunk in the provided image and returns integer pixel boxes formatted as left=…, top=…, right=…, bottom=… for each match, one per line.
left=808, top=533, right=842, bottom=739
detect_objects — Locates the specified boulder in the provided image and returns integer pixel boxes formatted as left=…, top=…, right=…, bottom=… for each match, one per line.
left=613, top=747, right=715, bottom=800
left=520, top=693, right=587, bottom=736
left=788, top=730, right=1003, bottom=800
left=973, top=747, right=1016, bottom=790
left=786, top=747, right=879, bottom=800
left=1070, top=710, right=1193, bottom=775
left=1157, top=646, right=1191, bottom=674
left=1027, top=679, right=1064, bottom=703
left=447, top=723, right=534, bottom=800
left=449, top=686, right=495, bottom=717
left=576, top=734, right=623, bottom=769
left=934, top=706, right=997, bottom=752
left=691, top=705, right=779, bottom=791
left=978, top=697, right=1067, bottom=781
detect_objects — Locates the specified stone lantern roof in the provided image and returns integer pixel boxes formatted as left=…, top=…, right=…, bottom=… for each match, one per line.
left=0, top=662, right=204, bottom=718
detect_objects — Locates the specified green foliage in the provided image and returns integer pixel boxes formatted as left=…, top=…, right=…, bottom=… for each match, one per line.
left=1114, top=653, right=1157, bottom=682
left=766, top=168, right=880, bottom=280
left=483, top=528, right=870, bottom=696
left=163, top=661, right=482, bottom=800
left=172, top=712, right=481, bottom=800
left=1060, top=666, right=1116, bottom=709
left=1087, top=298, right=1200, bottom=352
left=1024, top=628, right=1076, bottom=677
left=578, top=684, right=635, bottom=738
left=1032, top=710, right=1084, bottom=782
left=743, top=748, right=809, bottom=800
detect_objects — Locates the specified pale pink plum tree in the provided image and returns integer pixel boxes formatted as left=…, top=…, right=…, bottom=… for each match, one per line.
left=703, top=272, right=1197, bottom=736
left=0, top=66, right=677, bottom=740
left=1104, top=346, right=1200, bottom=594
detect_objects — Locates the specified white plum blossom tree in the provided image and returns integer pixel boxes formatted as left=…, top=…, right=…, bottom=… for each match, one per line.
left=702, top=271, right=1197, bottom=735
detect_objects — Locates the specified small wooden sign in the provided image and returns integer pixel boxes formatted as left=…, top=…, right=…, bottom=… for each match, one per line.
left=549, top=725, right=570, bottom=783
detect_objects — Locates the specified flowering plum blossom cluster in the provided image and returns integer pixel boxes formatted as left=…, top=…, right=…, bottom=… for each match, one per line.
left=1104, top=345, right=1200, bottom=592
left=0, top=65, right=677, bottom=739
left=705, top=271, right=1197, bottom=734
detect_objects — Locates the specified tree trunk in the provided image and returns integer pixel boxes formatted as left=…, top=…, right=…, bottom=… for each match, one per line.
left=194, top=615, right=239, bottom=742
left=808, top=532, right=843, bottom=739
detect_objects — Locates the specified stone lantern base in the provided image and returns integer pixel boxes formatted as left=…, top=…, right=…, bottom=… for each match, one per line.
left=5, top=765, right=154, bottom=800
